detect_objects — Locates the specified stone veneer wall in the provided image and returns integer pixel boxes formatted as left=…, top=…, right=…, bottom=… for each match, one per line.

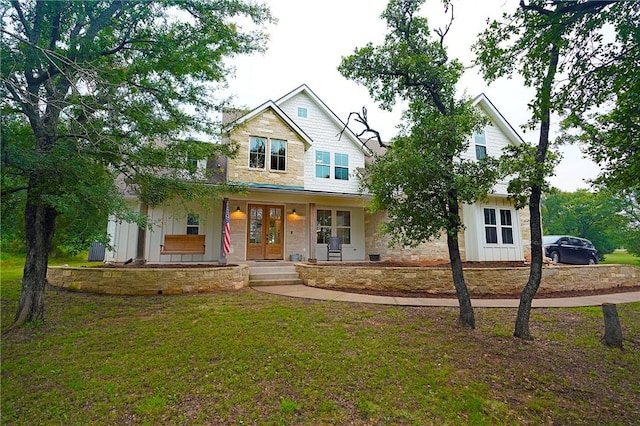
left=365, top=210, right=457, bottom=261
left=296, top=264, right=639, bottom=295
left=47, top=265, right=249, bottom=295
left=227, top=109, right=306, bottom=188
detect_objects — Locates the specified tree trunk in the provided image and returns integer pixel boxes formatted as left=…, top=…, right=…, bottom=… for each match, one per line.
left=601, top=303, right=623, bottom=349
left=513, top=40, right=560, bottom=340
left=514, top=186, right=543, bottom=339
left=13, top=188, right=58, bottom=327
left=446, top=231, right=475, bottom=329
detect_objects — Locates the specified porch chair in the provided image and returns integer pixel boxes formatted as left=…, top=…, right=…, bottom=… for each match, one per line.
left=327, top=236, right=343, bottom=261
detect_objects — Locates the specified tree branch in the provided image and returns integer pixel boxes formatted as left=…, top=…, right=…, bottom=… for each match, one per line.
left=434, top=3, right=454, bottom=47
left=520, top=0, right=552, bottom=15
left=9, top=0, right=32, bottom=40
left=337, top=107, right=387, bottom=149
left=1, top=186, right=29, bottom=197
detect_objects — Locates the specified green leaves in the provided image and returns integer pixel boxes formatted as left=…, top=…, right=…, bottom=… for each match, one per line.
left=1, top=0, right=272, bottom=251
left=340, top=0, right=501, bottom=250
left=500, top=143, right=560, bottom=210
left=542, top=189, right=631, bottom=255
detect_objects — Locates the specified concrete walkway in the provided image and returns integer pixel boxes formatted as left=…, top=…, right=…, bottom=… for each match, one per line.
left=252, top=284, right=640, bottom=308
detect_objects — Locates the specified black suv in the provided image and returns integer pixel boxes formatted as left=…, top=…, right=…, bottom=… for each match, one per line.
left=542, top=235, right=599, bottom=265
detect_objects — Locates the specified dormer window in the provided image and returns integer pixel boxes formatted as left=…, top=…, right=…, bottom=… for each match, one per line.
left=474, top=130, right=487, bottom=160
left=297, top=107, right=307, bottom=118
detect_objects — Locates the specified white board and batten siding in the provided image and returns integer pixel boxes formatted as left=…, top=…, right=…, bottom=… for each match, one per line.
left=277, top=91, right=367, bottom=195
left=105, top=216, right=137, bottom=263
left=105, top=203, right=222, bottom=263
left=463, top=200, right=524, bottom=262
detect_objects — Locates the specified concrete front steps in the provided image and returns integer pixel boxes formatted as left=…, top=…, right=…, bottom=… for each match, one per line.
left=249, top=264, right=303, bottom=287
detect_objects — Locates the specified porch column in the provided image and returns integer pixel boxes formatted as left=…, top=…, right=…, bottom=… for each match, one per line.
left=308, top=203, right=316, bottom=260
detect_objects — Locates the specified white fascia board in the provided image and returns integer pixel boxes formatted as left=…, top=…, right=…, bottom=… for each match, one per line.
left=276, top=84, right=374, bottom=157
left=473, top=93, right=525, bottom=146
left=222, top=100, right=314, bottom=149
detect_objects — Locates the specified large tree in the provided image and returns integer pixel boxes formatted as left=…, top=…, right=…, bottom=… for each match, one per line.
left=1, top=0, right=272, bottom=328
left=561, top=2, right=640, bottom=194
left=339, top=0, right=501, bottom=329
left=473, top=0, right=634, bottom=339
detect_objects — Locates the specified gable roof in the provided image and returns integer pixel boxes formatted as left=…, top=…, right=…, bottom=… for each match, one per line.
left=222, top=100, right=314, bottom=148
left=276, top=84, right=373, bottom=156
left=472, top=93, right=525, bottom=145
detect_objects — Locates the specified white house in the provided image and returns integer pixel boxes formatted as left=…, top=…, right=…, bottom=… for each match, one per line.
left=105, top=85, right=530, bottom=263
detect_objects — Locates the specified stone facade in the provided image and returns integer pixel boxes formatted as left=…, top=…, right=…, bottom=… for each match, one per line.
left=296, top=264, right=639, bottom=295
left=365, top=210, right=464, bottom=261
left=47, top=265, right=249, bottom=295
left=519, top=207, right=532, bottom=261
left=227, top=108, right=306, bottom=188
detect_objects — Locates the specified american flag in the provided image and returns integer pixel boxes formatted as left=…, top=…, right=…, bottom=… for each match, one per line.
left=223, top=201, right=231, bottom=256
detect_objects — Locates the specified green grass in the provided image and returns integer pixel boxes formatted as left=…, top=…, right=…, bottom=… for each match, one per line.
left=601, top=249, right=640, bottom=266
left=2, top=254, right=639, bottom=425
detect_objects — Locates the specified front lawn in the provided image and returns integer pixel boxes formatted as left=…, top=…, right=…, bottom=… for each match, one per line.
left=601, top=249, right=640, bottom=266
left=2, top=256, right=639, bottom=425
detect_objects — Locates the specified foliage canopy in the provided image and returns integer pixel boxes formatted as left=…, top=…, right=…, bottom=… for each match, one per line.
left=1, top=0, right=273, bottom=326
left=339, top=0, right=505, bottom=329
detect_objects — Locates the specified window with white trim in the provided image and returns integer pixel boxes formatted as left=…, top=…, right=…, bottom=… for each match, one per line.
left=475, top=130, right=487, bottom=160
left=500, top=209, right=514, bottom=244
left=316, top=209, right=351, bottom=244
left=484, top=208, right=514, bottom=245
left=249, top=136, right=266, bottom=169
left=298, top=107, right=307, bottom=118
left=270, top=139, right=287, bottom=171
left=334, top=153, right=349, bottom=180
left=317, top=209, right=332, bottom=244
left=336, top=210, right=351, bottom=244
left=315, top=150, right=330, bottom=178
left=187, top=213, right=200, bottom=235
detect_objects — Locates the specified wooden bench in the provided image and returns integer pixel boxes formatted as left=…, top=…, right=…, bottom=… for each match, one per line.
left=160, top=234, right=206, bottom=254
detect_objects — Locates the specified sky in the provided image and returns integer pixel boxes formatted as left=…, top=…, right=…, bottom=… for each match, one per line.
left=222, top=0, right=601, bottom=192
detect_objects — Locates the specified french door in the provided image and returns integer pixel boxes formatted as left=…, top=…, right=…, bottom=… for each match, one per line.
left=247, top=204, right=284, bottom=260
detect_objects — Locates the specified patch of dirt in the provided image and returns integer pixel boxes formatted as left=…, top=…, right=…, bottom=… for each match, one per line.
left=311, top=260, right=529, bottom=268
left=323, top=285, right=640, bottom=299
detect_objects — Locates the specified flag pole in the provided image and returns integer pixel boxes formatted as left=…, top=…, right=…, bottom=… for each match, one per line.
left=220, top=198, right=229, bottom=264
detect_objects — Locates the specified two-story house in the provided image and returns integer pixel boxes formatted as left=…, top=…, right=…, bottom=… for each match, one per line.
left=105, top=85, right=530, bottom=264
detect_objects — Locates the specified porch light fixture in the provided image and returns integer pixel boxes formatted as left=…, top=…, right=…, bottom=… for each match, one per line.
left=236, top=206, right=241, bottom=212
left=292, top=208, right=297, bottom=215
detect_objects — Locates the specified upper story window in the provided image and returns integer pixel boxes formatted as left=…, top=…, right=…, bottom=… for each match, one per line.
left=484, top=208, right=514, bottom=245
left=187, top=213, right=200, bottom=235
left=297, top=107, right=307, bottom=118
left=315, top=150, right=330, bottom=178
left=334, top=153, right=349, bottom=180
left=270, top=139, right=287, bottom=171
left=474, top=130, right=487, bottom=160
left=249, top=136, right=266, bottom=169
